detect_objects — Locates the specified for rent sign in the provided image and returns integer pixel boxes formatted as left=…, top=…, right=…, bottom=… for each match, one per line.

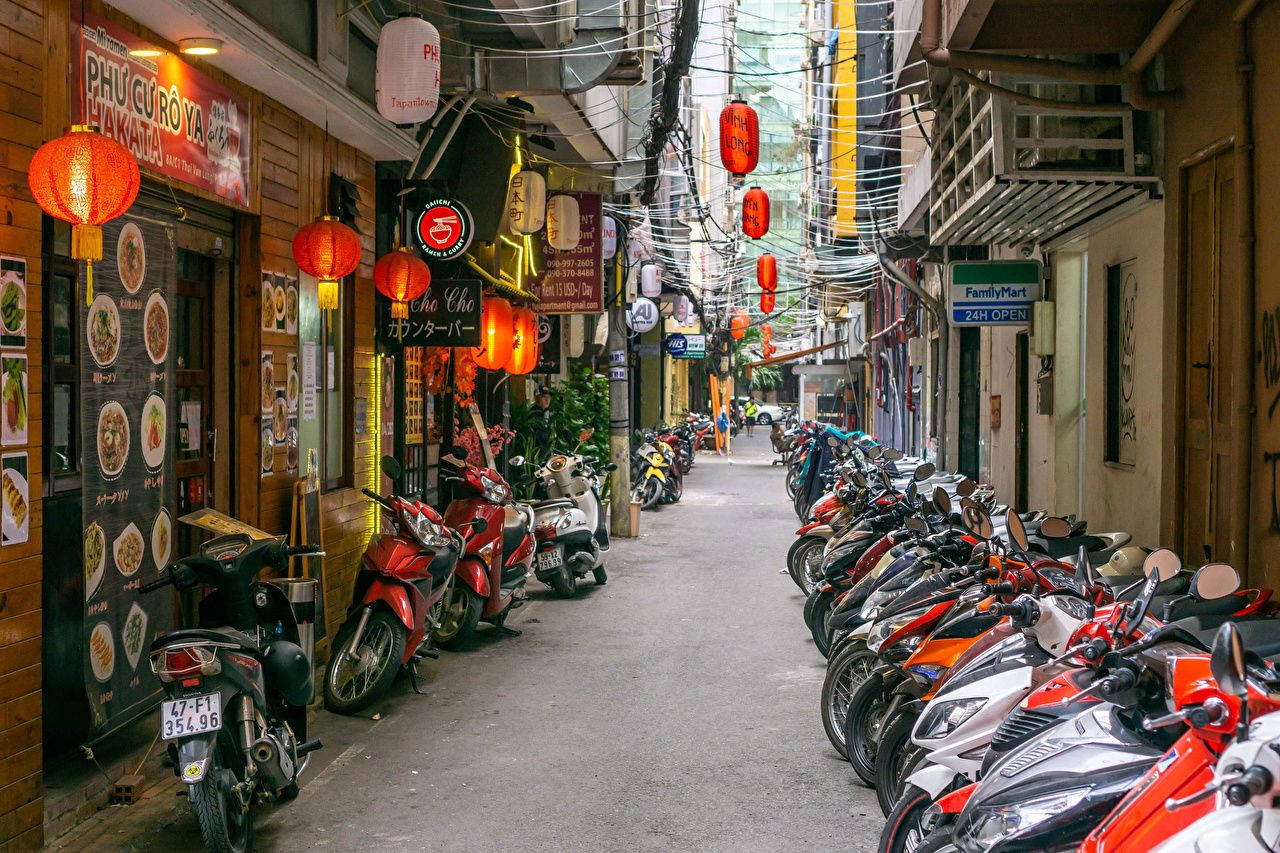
left=948, top=261, right=1043, bottom=326
left=76, top=12, right=252, bottom=208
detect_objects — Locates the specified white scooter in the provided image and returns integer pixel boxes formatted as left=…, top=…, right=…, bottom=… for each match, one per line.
left=522, top=449, right=613, bottom=597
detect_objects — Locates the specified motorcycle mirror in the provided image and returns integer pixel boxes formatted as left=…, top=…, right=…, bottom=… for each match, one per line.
left=1191, top=562, right=1241, bottom=600
left=469, top=517, right=488, bottom=534
left=1039, top=516, right=1072, bottom=539
left=827, top=435, right=838, bottom=447
left=1210, top=622, right=1249, bottom=702
left=882, top=448, right=904, bottom=462
left=879, top=469, right=892, bottom=490
left=963, top=505, right=993, bottom=540
left=380, top=455, right=403, bottom=480
left=913, top=462, right=936, bottom=481
left=851, top=471, right=868, bottom=489
left=932, top=486, right=952, bottom=516
left=959, top=496, right=981, bottom=515
left=920, top=499, right=937, bottom=516
left=1143, top=548, right=1182, bottom=582
left=905, top=481, right=918, bottom=503
left=1006, top=510, right=1029, bottom=552
left=1074, top=544, right=1096, bottom=587
left=956, top=478, right=977, bottom=498
left=904, top=517, right=928, bottom=534
left=446, top=444, right=470, bottom=462
left=846, top=435, right=858, bottom=448
left=866, top=445, right=882, bottom=460
left=509, top=455, right=527, bottom=468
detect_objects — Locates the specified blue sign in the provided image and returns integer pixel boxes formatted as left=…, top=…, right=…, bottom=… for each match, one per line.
left=948, top=261, right=1043, bottom=326
left=663, top=333, right=706, bottom=359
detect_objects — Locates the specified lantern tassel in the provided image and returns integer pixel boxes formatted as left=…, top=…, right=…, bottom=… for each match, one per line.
left=318, top=279, right=338, bottom=311
left=85, top=260, right=93, bottom=306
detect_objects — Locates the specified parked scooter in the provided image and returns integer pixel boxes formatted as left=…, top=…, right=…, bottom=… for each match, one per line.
left=434, top=444, right=534, bottom=647
left=524, top=447, right=615, bottom=596
left=142, top=530, right=324, bottom=853
left=632, top=436, right=675, bottom=510
left=323, top=455, right=480, bottom=714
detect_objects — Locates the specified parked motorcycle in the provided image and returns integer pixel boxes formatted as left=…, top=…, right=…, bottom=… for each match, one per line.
left=632, top=437, right=675, bottom=510
left=142, top=530, right=324, bottom=853
left=322, top=455, right=480, bottom=714
left=525, top=450, right=614, bottom=596
left=434, top=444, right=534, bottom=647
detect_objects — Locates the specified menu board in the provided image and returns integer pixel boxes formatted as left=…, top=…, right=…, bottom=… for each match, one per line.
left=81, top=212, right=177, bottom=736
left=532, top=191, right=603, bottom=313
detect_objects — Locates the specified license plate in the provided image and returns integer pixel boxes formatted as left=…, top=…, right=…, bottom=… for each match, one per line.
left=536, top=549, right=564, bottom=571
left=161, top=693, right=222, bottom=740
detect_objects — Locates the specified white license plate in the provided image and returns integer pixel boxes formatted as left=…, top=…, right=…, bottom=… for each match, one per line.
left=161, top=693, right=222, bottom=740
left=536, top=549, right=564, bottom=571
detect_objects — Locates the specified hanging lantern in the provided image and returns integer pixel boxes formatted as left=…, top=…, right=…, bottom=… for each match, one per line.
left=602, top=215, right=618, bottom=259
left=640, top=263, right=662, bottom=298
left=761, top=323, right=773, bottom=342
left=28, top=125, right=140, bottom=305
left=718, top=98, right=759, bottom=177
left=293, top=216, right=362, bottom=310
left=675, top=294, right=690, bottom=324
left=507, top=307, right=540, bottom=375
left=505, top=170, right=546, bottom=234
left=376, top=14, right=441, bottom=125
left=473, top=296, right=514, bottom=370
left=757, top=253, right=777, bottom=292
left=742, top=187, right=770, bottom=239
left=730, top=309, right=749, bottom=340
left=373, top=247, right=431, bottom=319
left=546, top=194, right=581, bottom=251
left=760, top=291, right=776, bottom=314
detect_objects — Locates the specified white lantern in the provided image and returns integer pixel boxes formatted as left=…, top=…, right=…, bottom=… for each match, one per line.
left=546, top=194, right=581, bottom=251
left=640, top=263, right=662, bottom=298
left=505, top=170, right=546, bottom=234
left=675, top=295, right=690, bottom=324
left=627, top=297, right=658, bottom=333
left=376, top=15, right=441, bottom=125
left=601, top=216, right=618, bottom=259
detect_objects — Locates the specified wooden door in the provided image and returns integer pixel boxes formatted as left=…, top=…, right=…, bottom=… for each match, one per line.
left=1182, top=150, right=1238, bottom=564
left=174, top=250, right=215, bottom=556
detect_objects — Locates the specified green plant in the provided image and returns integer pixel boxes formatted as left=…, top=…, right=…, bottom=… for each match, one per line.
left=510, top=367, right=611, bottom=498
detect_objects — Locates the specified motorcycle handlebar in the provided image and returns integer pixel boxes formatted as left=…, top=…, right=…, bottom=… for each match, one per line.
left=985, top=580, right=1017, bottom=595
left=283, top=544, right=325, bottom=557
left=139, top=573, right=172, bottom=593
left=1226, top=766, right=1274, bottom=806
left=1100, top=667, right=1137, bottom=695
left=361, top=487, right=394, bottom=510
left=1082, top=637, right=1110, bottom=661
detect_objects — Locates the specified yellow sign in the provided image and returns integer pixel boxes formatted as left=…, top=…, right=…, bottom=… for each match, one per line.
left=178, top=507, right=274, bottom=540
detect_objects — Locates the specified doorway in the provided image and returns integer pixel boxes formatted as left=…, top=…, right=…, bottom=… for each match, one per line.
left=1181, top=148, right=1238, bottom=564
left=1015, top=331, right=1030, bottom=511
left=958, top=327, right=981, bottom=480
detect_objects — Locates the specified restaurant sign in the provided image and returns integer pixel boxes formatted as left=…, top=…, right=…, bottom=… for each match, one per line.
left=76, top=12, right=252, bottom=208
left=386, top=279, right=482, bottom=347
left=532, top=192, right=603, bottom=314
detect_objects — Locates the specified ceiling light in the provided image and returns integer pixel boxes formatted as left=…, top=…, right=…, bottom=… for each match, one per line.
left=128, top=47, right=164, bottom=58
left=178, top=37, right=222, bottom=57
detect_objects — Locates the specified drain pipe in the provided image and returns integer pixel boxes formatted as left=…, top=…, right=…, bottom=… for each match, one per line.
left=1229, top=0, right=1260, bottom=572
left=876, top=239, right=948, bottom=468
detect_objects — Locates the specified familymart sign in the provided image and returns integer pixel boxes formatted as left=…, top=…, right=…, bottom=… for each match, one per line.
left=948, top=261, right=1043, bottom=326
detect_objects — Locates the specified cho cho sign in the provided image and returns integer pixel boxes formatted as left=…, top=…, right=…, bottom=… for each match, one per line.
left=386, top=279, right=482, bottom=347
left=533, top=192, right=603, bottom=314
left=76, top=12, right=251, bottom=207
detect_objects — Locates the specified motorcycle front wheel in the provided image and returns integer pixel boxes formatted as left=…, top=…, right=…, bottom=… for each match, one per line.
left=820, top=641, right=875, bottom=759
left=189, top=737, right=253, bottom=853
left=324, top=609, right=406, bottom=715
left=786, top=534, right=825, bottom=593
left=842, top=671, right=889, bottom=786
left=433, top=585, right=483, bottom=649
left=875, top=707, right=924, bottom=815
left=641, top=478, right=662, bottom=510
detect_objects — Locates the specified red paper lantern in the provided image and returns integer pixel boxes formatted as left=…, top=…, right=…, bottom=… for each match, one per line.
left=742, top=187, right=770, bottom=239
left=760, top=291, right=776, bottom=314
left=293, top=216, right=362, bottom=310
left=507, top=307, right=540, bottom=375
left=374, top=247, right=431, bottom=319
left=761, top=323, right=773, bottom=340
left=730, top=309, right=749, bottom=340
left=28, top=125, right=140, bottom=304
left=757, top=253, right=777, bottom=293
left=719, top=99, right=759, bottom=177
left=473, top=296, right=514, bottom=370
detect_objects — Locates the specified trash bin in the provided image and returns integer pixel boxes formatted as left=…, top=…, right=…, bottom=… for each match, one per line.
left=270, top=578, right=318, bottom=669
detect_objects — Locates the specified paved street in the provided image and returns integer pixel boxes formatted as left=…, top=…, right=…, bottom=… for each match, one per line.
left=72, top=434, right=882, bottom=852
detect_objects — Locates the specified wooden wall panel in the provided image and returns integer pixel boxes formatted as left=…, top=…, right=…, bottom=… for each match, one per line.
left=0, top=0, right=46, bottom=846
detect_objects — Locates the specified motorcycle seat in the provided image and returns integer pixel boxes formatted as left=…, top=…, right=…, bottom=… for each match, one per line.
left=149, top=626, right=260, bottom=654
left=534, top=498, right=575, bottom=511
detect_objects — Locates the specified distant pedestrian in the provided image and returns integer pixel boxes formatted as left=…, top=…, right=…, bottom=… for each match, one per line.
left=745, top=396, right=759, bottom=437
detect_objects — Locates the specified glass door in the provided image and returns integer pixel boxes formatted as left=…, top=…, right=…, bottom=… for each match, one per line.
left=174, top=250, right=214, bottom=557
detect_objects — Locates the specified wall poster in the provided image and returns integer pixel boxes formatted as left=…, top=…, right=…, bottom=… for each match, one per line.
left=1, top=452, right=28, bottom=546
left=82, top=212, right=176, bottom=736
left=0, top=255, right=28, bottom=349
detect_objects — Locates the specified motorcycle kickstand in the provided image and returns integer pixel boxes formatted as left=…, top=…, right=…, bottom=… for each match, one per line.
left=494, top=625, right=522, bottom=637
left=406, top=660, right=428, bottom=695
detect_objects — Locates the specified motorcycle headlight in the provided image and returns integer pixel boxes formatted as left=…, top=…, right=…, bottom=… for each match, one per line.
left=861, top=587, right=892, bottom=619
left=867, top=606, right=930, bottom=654
left=916, top=697, right=986, bottom=740
left=959, top=786, right=1091, bottom=852
left=479, top=474, right=508, bottom=504
left=402, top=508, right=451, bottom=549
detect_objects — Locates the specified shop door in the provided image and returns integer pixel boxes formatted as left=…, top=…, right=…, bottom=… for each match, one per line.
left=1181, top=150, right=1238, bottom=564
left=958, top=327, right=981, bottom=480
left=174, top=250, right=215, bottom=556
left=1015, top=331, right=1030, bottom=511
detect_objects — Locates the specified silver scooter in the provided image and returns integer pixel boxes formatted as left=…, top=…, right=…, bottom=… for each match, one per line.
left=519, top=448, right=614, bottom=597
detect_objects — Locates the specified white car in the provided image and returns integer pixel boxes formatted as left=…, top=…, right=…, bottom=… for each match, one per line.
left=737, top=398, right=785, bottom=424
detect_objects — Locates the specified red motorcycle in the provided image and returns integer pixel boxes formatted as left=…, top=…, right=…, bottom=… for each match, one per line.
left=323, top=456, right=477, bottom=715
left=434, top=444, right=535, bottom=647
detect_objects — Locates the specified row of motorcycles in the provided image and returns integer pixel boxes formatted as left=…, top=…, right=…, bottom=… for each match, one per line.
left=630, top=416, right=705, bottom=510
left=780, top=424, right=1280, bottom=852
left=138, top=440, right=615, bottom=852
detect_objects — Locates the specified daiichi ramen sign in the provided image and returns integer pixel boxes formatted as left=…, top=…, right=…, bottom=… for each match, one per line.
left=76, top=12, right=252, bottom=208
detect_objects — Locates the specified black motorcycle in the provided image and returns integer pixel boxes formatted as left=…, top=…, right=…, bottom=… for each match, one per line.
left=142, top=533, right=324, bottom=853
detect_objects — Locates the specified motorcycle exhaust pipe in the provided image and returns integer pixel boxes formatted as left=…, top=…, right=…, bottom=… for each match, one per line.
left=251, top=737, right=292, bottom=791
